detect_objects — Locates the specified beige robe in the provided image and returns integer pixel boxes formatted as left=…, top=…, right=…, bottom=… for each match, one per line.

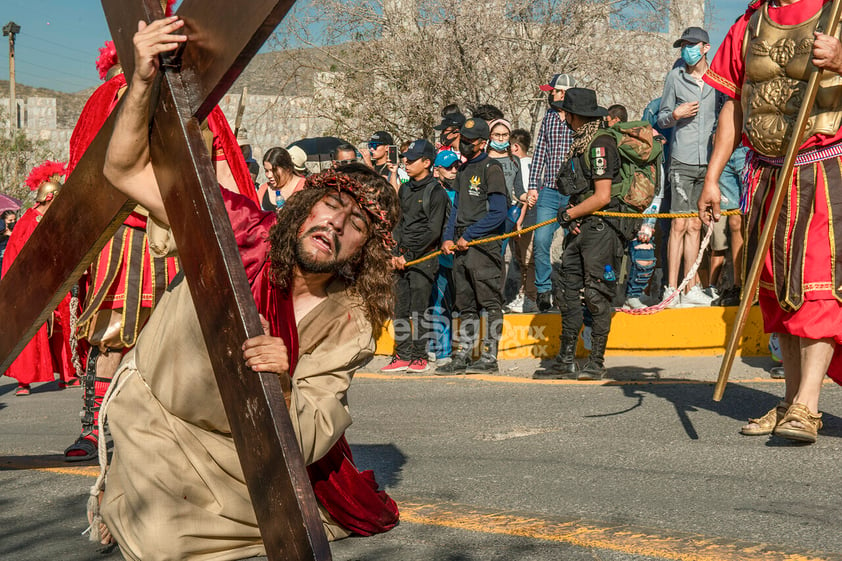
left=100, top=221, right=374, bottom=561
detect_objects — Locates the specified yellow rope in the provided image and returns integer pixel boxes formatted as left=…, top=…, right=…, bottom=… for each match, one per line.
left=402, top=209, right=742, bottom=268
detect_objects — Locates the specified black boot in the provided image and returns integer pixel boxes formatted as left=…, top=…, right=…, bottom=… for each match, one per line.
left=534, top=337, right=578, bottom=379
left=536, top=291, right=553, bottom=312
left=466, top=340, right=499, bottom=374
left=578, top=334, right=607, bottom=380
left=436, top=352, right=470, bottom=375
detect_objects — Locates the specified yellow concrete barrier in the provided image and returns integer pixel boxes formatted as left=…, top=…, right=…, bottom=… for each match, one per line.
left=375, top=306, right=770, bottom=359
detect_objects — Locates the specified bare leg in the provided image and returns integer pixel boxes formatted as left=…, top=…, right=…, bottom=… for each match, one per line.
left=709, top=250, right=725, bottom=288
left=667, top=218, right=687, bottom=289
left=729, top=214, right=744, bottom=287
left=683, top=217, right=702, bottom=291
left=793, top=337, right=834, bottom=413
left=780, top=332, right=802, bottom=404
left=741, top=332, right=801, bottom=433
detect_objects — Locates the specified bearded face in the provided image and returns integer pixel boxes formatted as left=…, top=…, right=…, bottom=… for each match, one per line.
left=294, top=191, right=370, bottom=275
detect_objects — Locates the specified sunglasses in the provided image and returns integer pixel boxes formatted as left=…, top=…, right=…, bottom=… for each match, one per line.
left=368, top=142, right=383, bottom=150
left=334, top=159, right=357, bottom=165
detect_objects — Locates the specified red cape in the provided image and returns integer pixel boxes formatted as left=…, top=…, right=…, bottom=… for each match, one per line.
left=2, top=208, right=76, bottom=385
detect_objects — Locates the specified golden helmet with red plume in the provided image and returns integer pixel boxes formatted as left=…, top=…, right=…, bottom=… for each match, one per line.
left=26, top=160, right=68, bottom=203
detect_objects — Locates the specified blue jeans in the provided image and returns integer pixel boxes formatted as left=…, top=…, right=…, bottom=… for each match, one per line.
left=427, top=266, right=453, bottom=360
left=626, top=238, right=656, bottom=298
left=533, top=188, right=568, bottom=294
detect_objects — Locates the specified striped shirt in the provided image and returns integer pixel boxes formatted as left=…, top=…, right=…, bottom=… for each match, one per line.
left=528, top=109, right=573, bottom=191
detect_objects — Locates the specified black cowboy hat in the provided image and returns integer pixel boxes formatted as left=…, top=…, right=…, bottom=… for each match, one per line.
left=553, top=88, right=608, bottom=118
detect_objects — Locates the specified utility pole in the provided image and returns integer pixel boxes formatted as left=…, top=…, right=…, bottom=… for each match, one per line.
left=3, top=21, right=21, bottom=137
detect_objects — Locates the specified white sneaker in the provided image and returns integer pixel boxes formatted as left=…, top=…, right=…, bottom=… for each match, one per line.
left=681, top=285, right=714, bottom=307
left=623, top=297, right=647, bottom=309
left=662, top=286, right=680, bottom=308
left=505, top=293, right=525, bottom=313
left=705, top=286, right=719, bottom=300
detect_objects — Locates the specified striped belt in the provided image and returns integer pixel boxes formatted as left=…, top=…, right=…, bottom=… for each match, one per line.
left=756, top=143, right=842, bottom=167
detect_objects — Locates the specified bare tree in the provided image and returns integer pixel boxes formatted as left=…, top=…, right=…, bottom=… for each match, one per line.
left=275, top=0, right=672, bottom=144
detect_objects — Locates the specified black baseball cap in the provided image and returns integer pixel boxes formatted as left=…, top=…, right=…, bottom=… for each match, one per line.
left=368, top=131, right=394, bottom=146
left=401, top=139, right=437, bottom=162
left=433, top=112, right=467, bottom=131
left=673, top=27, right=709, bottom=47
left=460, top=117, right=490, bottom=140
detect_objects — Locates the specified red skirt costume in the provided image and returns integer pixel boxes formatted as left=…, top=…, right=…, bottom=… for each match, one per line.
left=705, top=0, right=842, bottom=383
left=69, top=73, right=258, bottom=349
left=1, top=207, right=76, bottom=385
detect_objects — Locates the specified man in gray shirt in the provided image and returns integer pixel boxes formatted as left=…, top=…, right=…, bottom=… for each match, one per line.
left=658, top=26, right=719, bottom=307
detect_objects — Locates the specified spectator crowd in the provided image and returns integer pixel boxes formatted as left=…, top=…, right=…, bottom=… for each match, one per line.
left=1, top=25, right=747, bottom=382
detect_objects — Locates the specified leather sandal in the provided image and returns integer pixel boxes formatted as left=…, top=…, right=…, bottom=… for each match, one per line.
left=740, top=401, right=789, bottom=436
left=774, top=403, right=823, bottom=443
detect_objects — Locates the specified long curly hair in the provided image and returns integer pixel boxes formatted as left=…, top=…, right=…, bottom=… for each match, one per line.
left=267, top=164, right=400, bottom=339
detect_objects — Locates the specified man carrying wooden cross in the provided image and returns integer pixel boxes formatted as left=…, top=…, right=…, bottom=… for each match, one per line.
left=699, top=0, right=842, bottom=444
left=92, top=17, right=399, bottom=559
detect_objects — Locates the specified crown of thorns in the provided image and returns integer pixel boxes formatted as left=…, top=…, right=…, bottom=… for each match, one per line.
left=302, top=169, right=396, bottom=249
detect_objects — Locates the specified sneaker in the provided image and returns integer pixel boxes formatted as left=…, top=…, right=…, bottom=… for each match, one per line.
left=436, top=356, right=452, bottom=366
left=380, top=356, right=411, bottom=372
left=427, top=352, right=437, bottom=363
left=536, top=291, right=553, bottom=312
left=623, top=296, right=647, bottom=310
left=662, top=286, right=680, bottom=308
left=407, top=359, right=429, bottom=373
left=681, top=285, right=714, bottom=307
left=522, top=297, right=539, bottom=313
left=770, top=366, right=786, bottom=379
left=504, top=293, right=525, bottom=313
left=705, top=286, right=719, bottom=300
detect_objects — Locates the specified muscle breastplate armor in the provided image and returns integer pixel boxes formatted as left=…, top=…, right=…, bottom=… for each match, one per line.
left=742, top=2, right=842, bottom=157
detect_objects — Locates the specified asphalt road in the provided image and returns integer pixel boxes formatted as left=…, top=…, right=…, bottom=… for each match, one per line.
left=2, top=355, right=842, bottom=561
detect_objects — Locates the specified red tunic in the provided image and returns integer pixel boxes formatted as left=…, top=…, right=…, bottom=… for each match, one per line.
left=2, top=208, right=76, bottom=385
left=705, top=0, right=842, bottom=383
left=224, top=190, right=400, bottom=535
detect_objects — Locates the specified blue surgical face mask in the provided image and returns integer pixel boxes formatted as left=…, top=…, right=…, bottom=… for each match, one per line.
left=681, top=44, right=703, bottom=66
left=489, top=140, right=510, bottom=151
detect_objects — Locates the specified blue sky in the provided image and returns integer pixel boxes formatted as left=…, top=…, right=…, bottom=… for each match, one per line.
left=0, top=0, right=748, bottom=93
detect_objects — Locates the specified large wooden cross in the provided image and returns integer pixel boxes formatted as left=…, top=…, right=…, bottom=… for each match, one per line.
left=0, top=1, right=331, bottom=559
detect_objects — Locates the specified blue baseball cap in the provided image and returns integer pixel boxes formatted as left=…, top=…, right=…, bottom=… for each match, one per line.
left=434, top=150, right=459, bottom=168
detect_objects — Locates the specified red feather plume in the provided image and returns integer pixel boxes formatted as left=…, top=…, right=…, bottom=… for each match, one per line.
left=25, top=161, right=67, bottom=190
left=165, top=0, right=177, bottom=17
left=95, top=41, right=119, bottom=81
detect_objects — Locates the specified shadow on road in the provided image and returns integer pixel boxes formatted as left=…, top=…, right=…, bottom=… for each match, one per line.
left=607, top=377, right=842, bottom=441
left=349, top=443, right=406, bottom=489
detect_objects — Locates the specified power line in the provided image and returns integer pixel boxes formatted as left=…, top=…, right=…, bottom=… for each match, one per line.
left=18, top=43, right=91, bottom=66
left=9, top=62, right=94, bottom=89
left=17, top=31, right=95, bottom=58
left=11, top=73, right=93, bottom=91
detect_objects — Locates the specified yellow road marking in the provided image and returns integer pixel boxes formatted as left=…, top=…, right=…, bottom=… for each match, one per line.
left=4, top=463, right=838, bottom=561
left=357, top=372, right=793, bottom=386
left=399, top=500, right=838, bottom=561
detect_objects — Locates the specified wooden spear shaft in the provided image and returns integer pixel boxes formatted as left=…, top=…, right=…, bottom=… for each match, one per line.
left=713, top=0, right=842, bottom=401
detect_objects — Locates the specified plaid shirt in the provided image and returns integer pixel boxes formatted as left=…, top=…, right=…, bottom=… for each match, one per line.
left=528, top=109, right=572, bottom=191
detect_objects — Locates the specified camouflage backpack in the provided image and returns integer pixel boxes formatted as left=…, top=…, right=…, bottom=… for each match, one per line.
left=586, top=120, right=663, bottom=211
